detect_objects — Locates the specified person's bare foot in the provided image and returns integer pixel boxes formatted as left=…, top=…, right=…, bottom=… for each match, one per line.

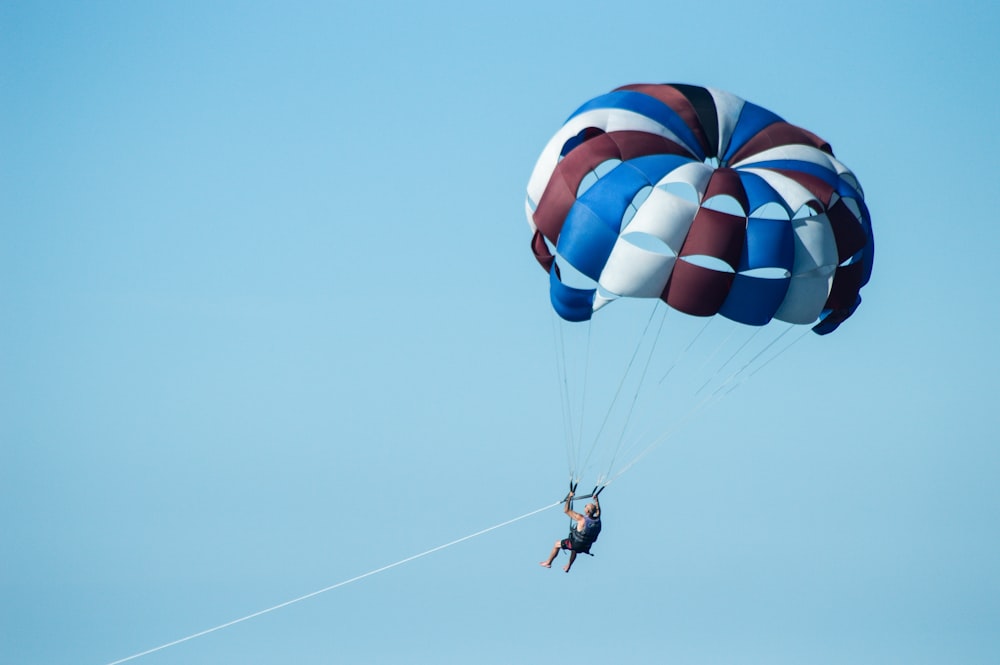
left=562, top=565, right=571, bottom=573
left=539, top=562, right=551, bottom=568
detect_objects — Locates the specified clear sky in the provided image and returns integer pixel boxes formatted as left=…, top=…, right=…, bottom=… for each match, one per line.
left=2, top=1, right=999, bottom=664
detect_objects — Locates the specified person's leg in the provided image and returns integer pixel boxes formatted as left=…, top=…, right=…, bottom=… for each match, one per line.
left=540, top=540, right=561, bottom=567
left=563, top=551, right=577, bottom=572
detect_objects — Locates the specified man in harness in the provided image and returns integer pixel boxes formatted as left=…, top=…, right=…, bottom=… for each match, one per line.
left=539, top=490, right=601, bottom=572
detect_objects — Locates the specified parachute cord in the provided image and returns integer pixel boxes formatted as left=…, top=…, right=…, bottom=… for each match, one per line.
left=103, top=500, right=563, bottom=665
left=747, top=325, right=812, bottom=380
left=604, top=324, right=810, bottom=487
left=601, top=303, right=668, bottom=480
left=711, top=323, right=800, bottom=396
left=608, top=388, right=719, bottom=484
left=565, top=321, right=595, bottom=485
left=604, top=314, right=716, bottom=483
left=658, top=316, right=713, bottom=385
left=552, top=316, right=577, bottom=476
left=694, top=326, right=763, bottom=395
left=577, top=302, right=660, bottom=482
left=697, top=325, right=739, bottom=374
left=573, top=321, right=594, bottom=484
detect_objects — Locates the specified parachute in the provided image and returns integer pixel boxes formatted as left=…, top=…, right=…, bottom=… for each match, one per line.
left=525, top=84, right=874, bottom=487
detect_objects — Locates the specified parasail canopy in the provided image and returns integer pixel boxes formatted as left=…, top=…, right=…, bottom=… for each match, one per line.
left=525, top=83, right=874, bottom=335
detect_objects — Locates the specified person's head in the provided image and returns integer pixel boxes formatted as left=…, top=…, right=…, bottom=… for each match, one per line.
left=584, top=503, right=597, bottom=517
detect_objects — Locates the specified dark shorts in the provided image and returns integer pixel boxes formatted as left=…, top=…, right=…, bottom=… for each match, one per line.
left=560, top=537, right=592, bottom=554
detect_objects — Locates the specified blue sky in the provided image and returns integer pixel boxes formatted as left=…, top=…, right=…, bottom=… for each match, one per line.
left=2, top=1, right=998, bottom=663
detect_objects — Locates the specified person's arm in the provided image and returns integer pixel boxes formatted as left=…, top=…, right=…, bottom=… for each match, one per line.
left=564, top=492, right=583, bottom=521
left=592, top=495, right=601, bottom=519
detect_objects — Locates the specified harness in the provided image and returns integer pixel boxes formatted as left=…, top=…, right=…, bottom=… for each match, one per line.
left=569, top=515, right=601, bottom=553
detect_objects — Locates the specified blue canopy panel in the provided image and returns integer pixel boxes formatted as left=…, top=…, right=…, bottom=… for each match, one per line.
left=567, top=90, right=706, bottom=161
left=832, top=196, right=875, bottom=291
left=857, top=199, right=875, bottom=287
left=740, top=217, right=794, bottom=272
left=556, top=202, right=620, bottom=282
left=836, top=176, right=864, bottom=201
left=549, top=263, right=595, bottom=322
left=557, top=155, right=691, bottom=281
left=736, top=170, right=794, bottom=218
left=719, top=273, right=791, bottom=326
left=718, top=217, right=794, bottom=326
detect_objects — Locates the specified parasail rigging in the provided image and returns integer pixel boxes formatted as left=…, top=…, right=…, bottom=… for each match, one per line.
left=524, top=83, right=874, bottom=492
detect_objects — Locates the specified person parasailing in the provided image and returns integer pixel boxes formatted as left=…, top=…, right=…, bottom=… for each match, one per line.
left=539, top=488, right=602, bottom=572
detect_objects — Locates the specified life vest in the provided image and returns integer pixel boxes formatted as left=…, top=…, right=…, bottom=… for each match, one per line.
left=571, top=515, right=601, bottom=547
